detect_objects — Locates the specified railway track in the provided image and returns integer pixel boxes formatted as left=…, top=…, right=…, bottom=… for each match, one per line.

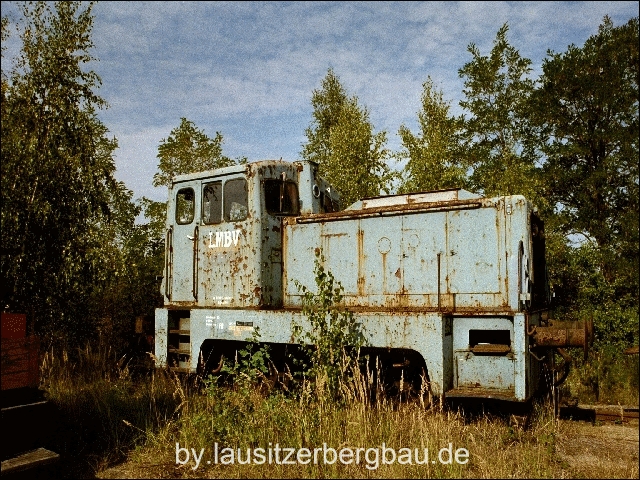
left=559, top=404, right=639, bottom=424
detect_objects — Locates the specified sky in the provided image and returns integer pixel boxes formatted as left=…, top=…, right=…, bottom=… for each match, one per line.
left=2, top=1, right=639, bottom=208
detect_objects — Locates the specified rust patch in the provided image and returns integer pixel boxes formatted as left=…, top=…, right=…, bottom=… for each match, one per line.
left=296, top=199, right=484, bottom=224
left=471, top=344, right=511, bottom=354
left=357, top=229, right=365, bottom=296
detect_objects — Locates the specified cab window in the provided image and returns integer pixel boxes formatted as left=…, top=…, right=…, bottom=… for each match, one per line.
left=176, top=188, right=194, bottom=224
left=264, top=180, right=300, bottom=215
left=321, top=190, right=339, bottom=213
left=202, top=182, right=222, bottom=224
left=224, top=178, right=248, bottom=222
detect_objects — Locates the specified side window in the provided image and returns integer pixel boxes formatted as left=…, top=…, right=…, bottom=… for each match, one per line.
left=175, top=188, right=194, bottom=224
left=224, top=178, right=248, bottom=222
left=202, top=182, right=222, bottom=225
left=264, top=180, right=300, bottom=215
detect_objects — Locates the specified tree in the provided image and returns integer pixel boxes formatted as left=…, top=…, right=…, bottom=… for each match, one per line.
left=533, top=16, right=639, bottom=281
left=458, top=24, right=543, bottom=206
left=1, top=1, right=134, bottom=345
left=398, top=77, right=467, bottom=193
left=301, top=68, right=347, bottom=168
left=301, top=69, right=394, bottom=207
left=532, top=16, right=639, bottom=350
left=152, top=117, right=238, bottom=188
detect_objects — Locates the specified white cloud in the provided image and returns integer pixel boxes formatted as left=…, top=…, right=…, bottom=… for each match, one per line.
left=3, top=0, right=638, bottom=204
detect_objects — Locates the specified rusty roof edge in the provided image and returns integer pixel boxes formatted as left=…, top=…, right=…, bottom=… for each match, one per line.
left=293, top=198, right=488, bottom=224
left=171, top=159, right=308, bottom=184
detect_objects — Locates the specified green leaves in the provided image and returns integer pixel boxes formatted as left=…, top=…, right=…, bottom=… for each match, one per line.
left=301, top=69, right=395, bottom=207
left=533, top=16, right=639, bottom=254
left=218, top=327, right=272, bottom=391
left=398, top=77, right=468, bottom=193
left=531, top=16, right=639, bottom=353
left=153, top=117, right=236, bottom=188
left=458, top=23, right=542, bottom=205
left=1, top=1, right=125, bottom=345
left=293, top=250, right=366, bottom=401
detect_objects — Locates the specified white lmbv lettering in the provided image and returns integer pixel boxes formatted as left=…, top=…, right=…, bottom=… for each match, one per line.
left=208, top=229, right=241, bottom=248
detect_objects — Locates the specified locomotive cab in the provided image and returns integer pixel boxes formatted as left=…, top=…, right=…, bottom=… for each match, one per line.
left=161, top=160, right=339, bottom=310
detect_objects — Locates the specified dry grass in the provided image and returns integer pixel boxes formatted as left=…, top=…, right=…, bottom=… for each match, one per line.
left=556, top=420, right=639, bottom=479
left=40, top=343, right=639, bottom=479
left=99, top=378, right=568, bottom=479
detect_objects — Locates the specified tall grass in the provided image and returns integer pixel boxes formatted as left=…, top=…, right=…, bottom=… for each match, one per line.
left=125, top=367, right=566, bottom=479
left=40, top=342, right=184, bottom=476
left=40, top=340, right=640, bottom=479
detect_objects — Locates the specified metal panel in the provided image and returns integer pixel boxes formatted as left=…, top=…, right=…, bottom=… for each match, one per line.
left=446, top=208, right=501, bottom=294
left=184, top=308, right=449, bottom=395
left=154, top=308, right=168, bottom=368
left=198, top=175, right=259, bottom=308
left=453, top=317, right=515, bottom=394
left=401, top=212, right=446, bottom=309
left=284, top=197, right=513, bottom=312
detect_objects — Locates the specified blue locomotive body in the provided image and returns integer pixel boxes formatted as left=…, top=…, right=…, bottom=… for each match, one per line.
left=155, top=159, right=579, bottom=403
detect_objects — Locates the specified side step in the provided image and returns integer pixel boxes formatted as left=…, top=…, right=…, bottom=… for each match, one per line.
left=1, top=399, right=57, bottom=461
left=168, top=316, right=192, bottom=371
left=445, top=386, right=517, bottom=402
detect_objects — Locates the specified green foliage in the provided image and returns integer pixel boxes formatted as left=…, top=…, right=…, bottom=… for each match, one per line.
left=1, top=1, right=133, bottom=346
left=139, top=196, right=168, bottom=242
left=552, top=243, right=638, bottom=350
left=301, top=69, right=395, bottom=207
left=293, top=249, right=366, bottom=401
left=533, top=16, right=639, bottom=281
left=458, top=23, right=543, bottom=207
left=218, top=327, right=272, bottom=389
left=533, top=17, right=639, bottom=365
left=398, top=77, right=468, bottom=193
left=153, top=117, right=237, bottom=188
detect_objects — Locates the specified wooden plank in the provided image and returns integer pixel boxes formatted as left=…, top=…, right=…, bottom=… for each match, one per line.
left=471, top=344, right=511, bottom=354
left=1, top=337, right=40, bottom=391
left=595, top=405, right=639, bottom=422
left=0, top=448, right=59, bottom=475
left=1, top=313, right=26, bottom=339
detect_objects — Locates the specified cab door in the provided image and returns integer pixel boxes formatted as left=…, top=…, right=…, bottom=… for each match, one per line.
left=199, top=176, right=254, bottom=307
left=169, top=184, right=200, bottom=303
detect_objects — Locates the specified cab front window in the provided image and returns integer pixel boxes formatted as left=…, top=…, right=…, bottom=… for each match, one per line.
left=203, top=182, right=222, bottom=224
left=224, top=178, right=248, bottom=222
left=176, top=188, right=194, bottom=224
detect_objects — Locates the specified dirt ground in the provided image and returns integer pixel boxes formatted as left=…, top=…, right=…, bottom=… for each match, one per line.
left=555, top=419, right=639, bottom=479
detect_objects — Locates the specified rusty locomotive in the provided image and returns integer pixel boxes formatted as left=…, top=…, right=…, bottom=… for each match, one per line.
left=155, top=159, right=591, bottom=404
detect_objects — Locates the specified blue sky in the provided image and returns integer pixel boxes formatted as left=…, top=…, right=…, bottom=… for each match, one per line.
left=2, top=1, right=638, bottom=205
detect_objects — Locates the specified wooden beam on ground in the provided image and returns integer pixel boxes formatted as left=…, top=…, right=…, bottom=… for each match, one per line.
left=0, top=448, right=59, bottom=476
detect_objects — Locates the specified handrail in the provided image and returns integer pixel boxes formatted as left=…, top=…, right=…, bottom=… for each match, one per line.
left=192, top=225, right=199, bottom=300
left=165, top=227, right=173, bottom=300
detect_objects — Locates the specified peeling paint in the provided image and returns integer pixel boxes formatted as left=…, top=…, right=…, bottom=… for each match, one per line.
left=157, top=160, right=550, bottom=404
